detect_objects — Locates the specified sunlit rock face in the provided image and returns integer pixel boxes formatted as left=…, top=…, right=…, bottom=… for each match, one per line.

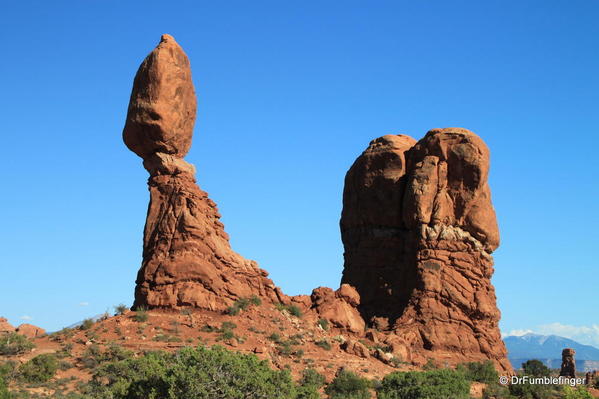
left=341, top=128, right=511, bottom=373
left=124, top=35, right=281, bottom=312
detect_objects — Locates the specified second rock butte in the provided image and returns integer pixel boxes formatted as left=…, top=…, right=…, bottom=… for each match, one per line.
left=341, top=128, right=510, bottom=372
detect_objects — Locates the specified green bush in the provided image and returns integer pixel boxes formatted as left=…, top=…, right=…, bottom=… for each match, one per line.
left=422, top=359, right=438, bottom=370
left=315, top=339, right=332, bottom=351
left=377, top=369, right=470, bottom=399
left=325, top=369, right=371, bottom=399
left=296, top=368, right=326, bottom=399
left=0, top=379, right=8, bottom=399
left=82, top=343, right=134, bottom=369
left=456, top=360, right=498, bottom=384
left=521, top=359, right=551, bottom=377
left=86, top=345, right=297, bottom=399
left=114, top=304, right=128, bottom=316
left=226, top=296, right=262, bottom=315
left=80, top=318, right=95, bottom=330
left=507, top=375, right=558, bottom=399
left=562, top=386, right=594, bottom=399
left=482, top=383, right=513, bottom=399
left=18, top=354, right=58, bottom=383
left=133, top=307, right=148, bottom=323
left=288, top=305, right=302, bottom=317
left=275, top=303, right=302, bottom=317
left=317, top=319, right=330, bottom=331
left=0, top=362, right=12, bottom=399
left=268, top=333, right=282, bottom=343
left=0, top=333, right=35, bottom=355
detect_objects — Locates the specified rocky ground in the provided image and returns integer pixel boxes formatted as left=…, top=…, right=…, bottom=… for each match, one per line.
left=2, top=304, right=412, bottom=397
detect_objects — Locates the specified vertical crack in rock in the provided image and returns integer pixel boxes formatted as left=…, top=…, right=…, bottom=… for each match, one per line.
left=123, top=35, right=279, bottom=311
left=341, top=128, right=511, bottom=373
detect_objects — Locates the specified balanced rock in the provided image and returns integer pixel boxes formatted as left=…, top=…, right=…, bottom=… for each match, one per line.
left=123, top=34, right=196, bottom=159
left=124, top=35, right=280, bottom=311
left=560, top=348, right=576, bottom=378
left=341, top=128, right=511, bottom=373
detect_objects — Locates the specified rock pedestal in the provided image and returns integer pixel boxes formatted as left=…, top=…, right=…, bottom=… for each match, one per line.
left=123, top=35, right=280, bottom=311
left=560, top=348, right=576, bottom=378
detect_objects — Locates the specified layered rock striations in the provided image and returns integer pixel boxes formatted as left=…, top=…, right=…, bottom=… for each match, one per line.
left=124, top=35, right=281, bottom=311
left=341, top=128, right=511, bottom=372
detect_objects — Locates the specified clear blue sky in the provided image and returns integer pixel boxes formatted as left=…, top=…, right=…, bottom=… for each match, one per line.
left=1, top=1, right=597, bottom=340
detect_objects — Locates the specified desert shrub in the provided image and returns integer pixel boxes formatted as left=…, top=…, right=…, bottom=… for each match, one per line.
left=103, top=343, right=134, bottom=363
left=562, top=386, right=594, bottom=399
left=377, top=369, right=470, bottom=399
left=81, top=344, right=103, bottom=369
left=325, top=369, right=371, bottom=399
left=317, top=319, right=330, bottom=331
left=315, top=339, right=332, bottom=351
left=456, top=360, right=498, bottom=384
left=86, top=345, right=297, bottom=399
left=296, top=368, right=326, bottom=399
left=200, top=324, right=218, bottom=333
left=521, top=359, right=551, bottom=377
left=276, top=339, right=303, bottom=358
left=0, top=362, right=16, bottom=399
left=0, top=379, right=8, bottom=399
left=482, top=383, right=513, bottom=399
left=373, top=344, right=393, bottom=353
left=507, top=375, right=557, bottom=399
left=133, top=307, right=148, bottom=322
left=0, top=333, right=35, bottom=355
left=114, top=304, right=128, bottom=316
left=275, top=303, right=302, bottom=317
left=153, top=334, right=182, bottom=343
left=80, top=318, right=94, bottom=330
left=422, top=358, right=438, bottom=370
left=249, top=295, right=262, bottom=306
left=221, top=321, right=236, bottom=331
left=18, top=354, right=58, bottom=383
left=226, top=296, right=262, bottom=315
left=58, top=360, right=74, bottom=371
left=217, top=322, right=240, bottom=341
left=82, top=343, right=134, bottom=369
left=301, top=368, right=326, bottom=388
left=268, top=333, right=282, bottom=343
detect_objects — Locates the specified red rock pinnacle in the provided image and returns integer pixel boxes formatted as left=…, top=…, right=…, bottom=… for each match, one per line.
left=123, top=35, right=281, bottom=311
left=341, top=128, right=511, bottom=373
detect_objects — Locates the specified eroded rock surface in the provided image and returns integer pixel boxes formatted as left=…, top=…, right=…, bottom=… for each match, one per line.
left=124, top=35, right=280, bottom=311
left=560, top=348, right=576, bottom=377
left=341, top=128, right=511, bottom=372
left=310, top=285, right=365, bottom=334
left=16, top=324, right=45, bottom=338
left=0, top=318, right=15, bottom=334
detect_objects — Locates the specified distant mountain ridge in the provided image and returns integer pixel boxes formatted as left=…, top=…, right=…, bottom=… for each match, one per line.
left=504, top=333, right=599, bottom=371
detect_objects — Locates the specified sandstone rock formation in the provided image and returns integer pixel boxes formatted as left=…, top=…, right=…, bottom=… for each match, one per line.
left=15, top=324, right=45, bottom=338
left=309, top=285, right=365, bottom=333
left=341, top=128, right=511, bottom=372
left=124, top=35, right=281, bottom=311
left=0, top=318, right=15, bottom=334
left=560, top=348, right=576, bottom=377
